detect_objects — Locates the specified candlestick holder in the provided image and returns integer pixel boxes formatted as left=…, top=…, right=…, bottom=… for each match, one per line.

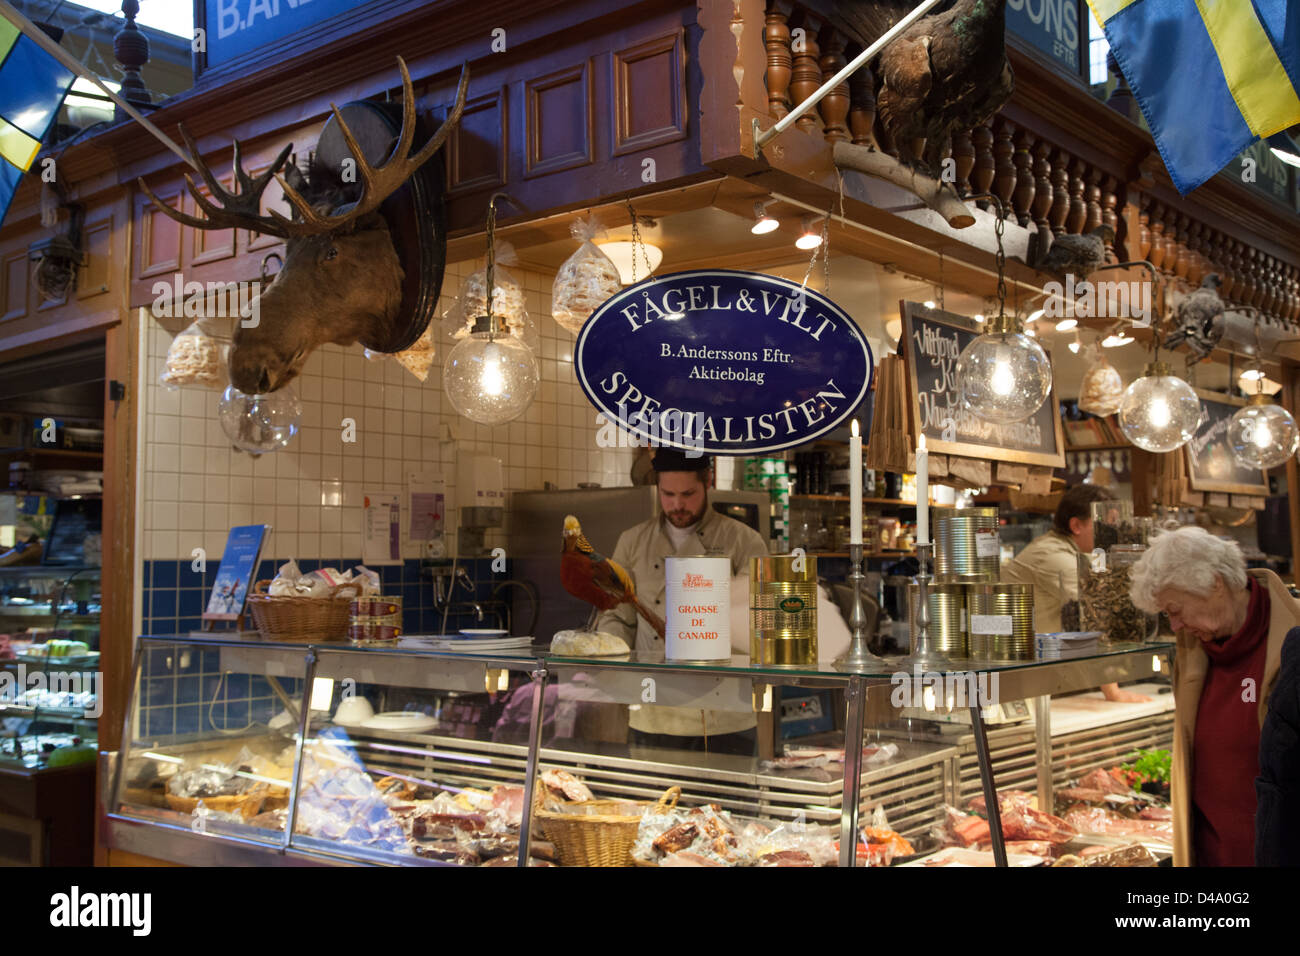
left=910, top=541, right=946, bottom=668
left=835, top=543, right=885, bottom=671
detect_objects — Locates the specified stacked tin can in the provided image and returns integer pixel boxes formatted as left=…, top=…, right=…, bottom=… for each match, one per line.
left=750, top=554, right=818, bottom=666
left=921, top=506, right=1034, bottom=660
left=965, top=582, right=1035, bottom=660
left=934, top=507, right=1001, bottom=581
left=743, top=456, right=790, bottom=552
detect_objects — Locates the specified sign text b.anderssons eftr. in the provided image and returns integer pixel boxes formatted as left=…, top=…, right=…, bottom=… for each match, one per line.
left=575, top=270, right=873, bottom=455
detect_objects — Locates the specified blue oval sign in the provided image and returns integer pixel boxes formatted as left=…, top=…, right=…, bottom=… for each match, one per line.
left=575, top=270, right=873, bottom=454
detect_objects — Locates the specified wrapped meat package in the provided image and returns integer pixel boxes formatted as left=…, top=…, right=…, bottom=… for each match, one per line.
left=161, top=318, right=229, bottom=389
left=551, top=216, right=622, bottom=333
left=1078, top=346, right=1124, bottom=416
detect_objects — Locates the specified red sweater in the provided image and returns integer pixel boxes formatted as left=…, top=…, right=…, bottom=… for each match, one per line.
left=1192, top=577, right=1270, bottom=866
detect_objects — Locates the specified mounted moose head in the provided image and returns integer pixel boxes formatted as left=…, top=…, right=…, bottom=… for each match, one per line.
left=141, top=58, right=469, bottom=394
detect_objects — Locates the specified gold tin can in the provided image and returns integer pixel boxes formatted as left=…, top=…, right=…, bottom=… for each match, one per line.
left=909, top=582, right=968, bottom=657
left=965, top=582, right=1034, bottom=661
left=750, top=554, right=818, bottom=666
left=935, top=507, right=1001, bottom=583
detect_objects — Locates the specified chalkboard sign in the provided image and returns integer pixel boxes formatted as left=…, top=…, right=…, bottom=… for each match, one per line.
left=899, top=302, right=1065, bottom=468
left=1185, top=389, right=1270, bottom=495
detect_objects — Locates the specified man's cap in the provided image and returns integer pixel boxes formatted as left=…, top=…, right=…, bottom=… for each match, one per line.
left=652, top=447, right=712, bottom=474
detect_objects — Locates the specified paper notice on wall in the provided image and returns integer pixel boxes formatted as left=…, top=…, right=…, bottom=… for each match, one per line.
left=408, top=472, right=445, bottom=539
left=362, top=490, right=401, bottom=566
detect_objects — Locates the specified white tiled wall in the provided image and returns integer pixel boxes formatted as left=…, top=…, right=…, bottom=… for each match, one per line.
left=141, top=261, right=636, bottom=564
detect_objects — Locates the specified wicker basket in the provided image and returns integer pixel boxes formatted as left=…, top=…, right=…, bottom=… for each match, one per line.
left=245, top=580, right=352, bottom=642
left=535, top=785, right=680, bottom=867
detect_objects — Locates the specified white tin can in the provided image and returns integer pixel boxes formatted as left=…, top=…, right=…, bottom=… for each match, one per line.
left=665, top=555, right=731, bottom=661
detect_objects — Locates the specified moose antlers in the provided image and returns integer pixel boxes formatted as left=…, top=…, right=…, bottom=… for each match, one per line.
left=140, top=57, right=470, bottom=239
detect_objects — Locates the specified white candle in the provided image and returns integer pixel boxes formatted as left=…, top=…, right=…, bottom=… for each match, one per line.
left=850, top=420, right=862, bottom=545
left=916, top=433, right=929, bottom=545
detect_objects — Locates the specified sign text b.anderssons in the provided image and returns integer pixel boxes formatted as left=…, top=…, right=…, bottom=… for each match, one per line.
left=575, top=270, right=873, bottom=454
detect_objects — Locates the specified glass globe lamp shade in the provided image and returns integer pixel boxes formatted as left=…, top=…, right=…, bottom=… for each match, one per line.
left=443, top=322, right=540, bottom=425
left=1117, top=363, right=1201, bottom=453
left=218, top=385, right=301, bottom=455
left=1228, top=393, right=1300, bottom=469
left=954, top=314, right=1053, bottom=424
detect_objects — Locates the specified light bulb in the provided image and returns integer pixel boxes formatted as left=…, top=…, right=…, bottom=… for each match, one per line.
left=956, top=325, right=1052, bottom=424
left=1228, top=396, right=1300, bottom=469
left=923, top=300, right=936, bottom=309
left=751, top=201, right=779, bottom=235
left=443, top=332, right=540, bottom=425
left=1148, top=397, right=1170, bottom=428
left=1068, top=340, right=1081, bottom=353
left=481, top=342, right=505, bottom=396
left=218, top=385, right=301, bottom=455
left=990, top=348, right=1015, bottom=397
left=1117, top=366, right=1200, bottom=453
left=795, top=217, right=822, bottom=250
left=1055, top=317, right=1078, bottom=332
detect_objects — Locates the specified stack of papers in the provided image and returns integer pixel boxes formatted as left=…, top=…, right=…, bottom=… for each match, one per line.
left=1035, top=631, right=1104, bottom=658
left=401, top=635, right=535, bottom=654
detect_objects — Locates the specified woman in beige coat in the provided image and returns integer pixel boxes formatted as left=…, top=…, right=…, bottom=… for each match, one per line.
left=1130, top=527, right=1300, bottom=866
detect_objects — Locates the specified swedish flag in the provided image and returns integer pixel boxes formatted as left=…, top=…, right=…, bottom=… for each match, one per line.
left=1089, top=0, right=1300, bottom=194
left=0, top=12, right=75, bottom=227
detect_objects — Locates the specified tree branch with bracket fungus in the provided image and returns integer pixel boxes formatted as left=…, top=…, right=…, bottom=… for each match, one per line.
left=833, top=141, right=975, bottom=229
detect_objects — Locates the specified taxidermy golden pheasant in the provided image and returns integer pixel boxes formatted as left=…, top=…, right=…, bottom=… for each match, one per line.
left=561, top=515, right=665, bottom=638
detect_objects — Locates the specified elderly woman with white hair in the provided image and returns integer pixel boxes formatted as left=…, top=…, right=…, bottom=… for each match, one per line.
left=1130, top=526, right=1300, bottom=867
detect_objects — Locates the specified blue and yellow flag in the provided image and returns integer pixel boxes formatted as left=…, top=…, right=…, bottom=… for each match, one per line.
left=1088, top=0, right=1300, bottom=194
left=0, top=13, right=75, bottom=227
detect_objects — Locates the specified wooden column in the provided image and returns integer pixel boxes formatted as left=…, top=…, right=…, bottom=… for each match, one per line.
left=764, top=2, right=793, bottom=118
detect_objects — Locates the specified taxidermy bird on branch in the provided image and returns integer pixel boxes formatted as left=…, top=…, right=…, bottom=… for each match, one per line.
left=828, top=0, right=1014, bottom=227
left=1164, top=273, right=1225, bottom=361
left=1034, top=225, right=1115, bottom=277
left=560, top=515, right=665, bottom=638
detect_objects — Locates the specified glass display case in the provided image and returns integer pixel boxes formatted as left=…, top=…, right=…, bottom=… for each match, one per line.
left=0, top=565, right=101, bottom=768
left=104, top=634, right=1176, bottom=867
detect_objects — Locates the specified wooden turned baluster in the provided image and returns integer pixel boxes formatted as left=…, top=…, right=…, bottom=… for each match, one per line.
left=1263, top=256, right=1280, bottom=317
left=1172, top=214, right=1191, bottom=282
left=1100, top=175, right=1119, bottom=261
left=1136, top=196, right=1151, bottom=261
left=1049, top=147, right=1071, bottom=238
left=1031, top=140, right=1053, bottom=240
left=847, top=63, right=878, bottom=148
left=1211, top=232, right=1232, bottom=298
left=1227, top=240, right=1245, bottom=305
left=818, top=27, right=850, bottom=143
left=953, top=128, right=975, bottom=194
left=1147, top=205, right=1168, bottom=276
left=789, top=13, right=823, bottom=134
left=1012, top=128, right=1035, bottom=226
left=992, top=119, right=1017, bottom=212
left=971, top=122, right=995, bottom=201
left=1240, top=247, right=1257, bottom=307
left=1084, top=166, right=1103, bottom=234
left=1289, top=266, right=1300, bottom=322
left=1186, top=222, right=1204, bottom=287
left=1066, top=157, right=1088, bottom=235
left=765, top=3, right=793, bottom=119
left=1252, top=250, right=1268, bottom=309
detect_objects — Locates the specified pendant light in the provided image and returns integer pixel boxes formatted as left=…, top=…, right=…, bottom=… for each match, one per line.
left=443, top=193, right=539, bottom=426
left=1228, top=323, right=1299, bottom=468
left=218, top=384, right=301, bottom=455
left=1118, top=360, right=1200, bottom=453
left=955, top=202, right=1052, bottom=423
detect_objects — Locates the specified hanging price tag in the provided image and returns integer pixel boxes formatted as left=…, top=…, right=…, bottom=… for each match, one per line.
left=970, top=614, right=1013, bottom=635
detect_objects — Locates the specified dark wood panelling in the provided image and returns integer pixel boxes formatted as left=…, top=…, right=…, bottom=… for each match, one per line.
left=191, top=177, right=238, bottom=265
left=525, top=61, right=594, bottom=178
left=76, top=214, right=113, bottom=300
left=448, top=88, right=508, bottom=195
left=612, top=32, right=686, bottom=155
left=136, top=190, right=183, bottom=279
left=2, top=252, right=26, bottom=322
